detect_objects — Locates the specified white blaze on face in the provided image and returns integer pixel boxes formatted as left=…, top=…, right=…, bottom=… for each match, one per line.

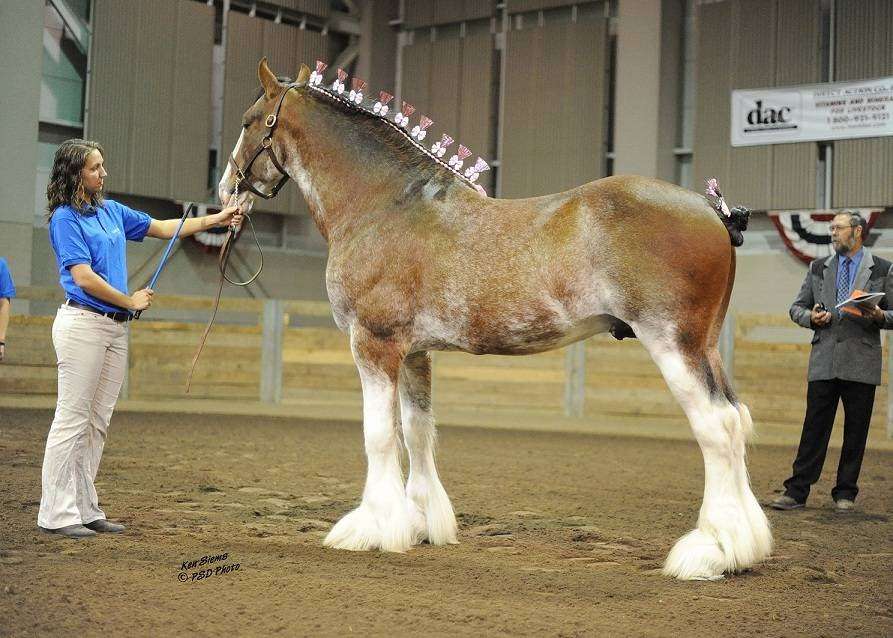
left=218, top=129, right=246, bottom=206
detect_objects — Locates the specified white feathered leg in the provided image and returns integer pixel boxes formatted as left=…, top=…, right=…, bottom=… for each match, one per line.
left=399, top=352, right=458, bottom=546
left=733, top=403, right=774, bottom=567
left=639, top=336, right=772, bottom=580
left=324, top=328, right=414, bottom=552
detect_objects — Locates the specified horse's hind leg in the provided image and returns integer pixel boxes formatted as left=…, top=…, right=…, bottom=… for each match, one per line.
left=324, top=325, right=417, bottom=552
left=635, top=326, right=772, bottom=580
left=705, top=349, right=772, bottom=571
left=399, top=352, right=458, bottom=545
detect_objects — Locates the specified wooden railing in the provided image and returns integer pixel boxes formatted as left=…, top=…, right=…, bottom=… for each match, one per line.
left=2, top=287, right=891, bottom=438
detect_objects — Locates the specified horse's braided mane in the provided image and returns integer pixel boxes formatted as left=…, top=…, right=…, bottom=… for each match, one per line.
left=305, top=84, right=472, bottom=186
left=256, top=69, right=487, bottom=192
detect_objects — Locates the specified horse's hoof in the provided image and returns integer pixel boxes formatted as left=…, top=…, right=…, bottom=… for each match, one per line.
left=323, top=506, right=414, bottom=553
left=662, top=529, right=728, bottom=580
left=406, top=481, right=459, bottom=546
left=663, top=509, right=772, bottom=580
left=405, top=499, right=429, bottom=544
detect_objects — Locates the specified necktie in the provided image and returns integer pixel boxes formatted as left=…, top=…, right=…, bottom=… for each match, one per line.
left=836, top=258, right=851, bottom=304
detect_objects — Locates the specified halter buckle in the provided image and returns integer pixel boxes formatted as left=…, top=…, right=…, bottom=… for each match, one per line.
left=262, top=137, right=273, bottom=148
left=265, top=114, right=277, bottom=127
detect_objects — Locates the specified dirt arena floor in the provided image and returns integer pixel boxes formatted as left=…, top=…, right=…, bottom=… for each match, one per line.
left=0, top=408, right=890, bottom=637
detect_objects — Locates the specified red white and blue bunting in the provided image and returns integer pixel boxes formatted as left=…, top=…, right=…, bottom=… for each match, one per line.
left=768, top=208, right=883, bottom=265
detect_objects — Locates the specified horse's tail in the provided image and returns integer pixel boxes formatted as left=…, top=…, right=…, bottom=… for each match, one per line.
left=705, top=178, right=750, bottom=247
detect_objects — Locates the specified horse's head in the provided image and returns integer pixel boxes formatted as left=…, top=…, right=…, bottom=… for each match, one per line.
left=218, top=57, right=311, bottom=209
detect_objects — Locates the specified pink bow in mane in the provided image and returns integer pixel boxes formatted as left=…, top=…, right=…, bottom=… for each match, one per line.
left=373, top=91, right=393, bottom=115
left=411, top=115, right=434, bottom=141
left=349, top=78, right=367, bottom=104
left=464, top=157, right=490, bottom=182
left=331, top=68, right=347, bottom=94
left=394, top=102, right=415, bottom=127
left=448, top=145, right=472, bottom=170
left=309, top=60, right=327, bottom=86
left=705, top=177, right=731, bottom=217
left=431, top=133, right=453, bottom=158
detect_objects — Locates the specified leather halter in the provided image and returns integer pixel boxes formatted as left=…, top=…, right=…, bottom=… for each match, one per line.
left=228, top=83, right=298, bottom=200
left=187, top=87, right=297, bottom=392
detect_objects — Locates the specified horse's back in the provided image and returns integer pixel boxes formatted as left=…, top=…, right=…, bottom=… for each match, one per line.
left=575, top=175, right=733, bottom=262
left=581, top=175, right=723, bottom=227
left=486, top=174, right=727, bottom=243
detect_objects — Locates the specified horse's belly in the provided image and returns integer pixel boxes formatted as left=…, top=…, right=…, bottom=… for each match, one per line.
left=415, top=312, right=614, bottom=356
left=475, top=313, right=614, bottom=355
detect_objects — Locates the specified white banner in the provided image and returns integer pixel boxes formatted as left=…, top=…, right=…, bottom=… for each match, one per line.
left=731, top=77, right=893, bottom=147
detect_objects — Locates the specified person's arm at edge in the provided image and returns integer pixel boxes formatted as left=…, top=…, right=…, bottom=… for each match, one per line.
left=69, top=264, right=152, bottom=311
left=863, top=262, right=893, bottom=328
left=145, top=205, right=243, bottom=240
left=0, top=297, right=9, bottom=362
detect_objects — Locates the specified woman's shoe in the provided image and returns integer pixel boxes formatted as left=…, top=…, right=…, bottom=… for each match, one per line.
left=84, top=519, right=126, bottom=533
left=38, top=524, right=97, bottom=538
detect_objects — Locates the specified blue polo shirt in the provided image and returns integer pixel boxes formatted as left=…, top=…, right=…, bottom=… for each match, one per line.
left=0, top=258, right=15, bottom=299
left=49, top=200, right=152, bottom=313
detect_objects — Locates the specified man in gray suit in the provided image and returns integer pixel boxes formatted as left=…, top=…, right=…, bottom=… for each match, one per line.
left=770, top=211, right=892, bottom=511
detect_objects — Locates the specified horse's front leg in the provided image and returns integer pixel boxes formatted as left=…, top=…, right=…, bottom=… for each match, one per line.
left=324, top=325, right=419, bottom=552
left=400, top=352, right=458, bottom=546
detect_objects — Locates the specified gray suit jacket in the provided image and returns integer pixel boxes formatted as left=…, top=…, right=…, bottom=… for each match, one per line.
left=790, top=249, right=893, bottom=386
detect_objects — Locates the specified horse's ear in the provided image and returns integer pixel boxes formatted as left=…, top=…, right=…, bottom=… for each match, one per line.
left=257, top=57, right=280, bottom=100
left=296, top=63, right=311, bottom=85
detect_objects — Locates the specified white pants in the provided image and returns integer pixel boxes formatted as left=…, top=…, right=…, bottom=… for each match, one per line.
left=38, top=305, right=128, bottom=529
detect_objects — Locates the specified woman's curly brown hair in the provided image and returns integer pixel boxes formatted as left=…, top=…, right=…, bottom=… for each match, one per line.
left=45, top=139, right=105, bottom=222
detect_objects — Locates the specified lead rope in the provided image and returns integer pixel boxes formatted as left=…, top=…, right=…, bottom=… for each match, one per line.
left=186, top=188, right=264, bottom=393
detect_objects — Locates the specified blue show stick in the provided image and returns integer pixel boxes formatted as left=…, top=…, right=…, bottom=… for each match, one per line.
left=134, top=203, right=195, bottom=320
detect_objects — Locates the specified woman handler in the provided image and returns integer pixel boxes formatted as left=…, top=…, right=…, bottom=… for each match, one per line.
left=38, top=139, right=243, bottom=538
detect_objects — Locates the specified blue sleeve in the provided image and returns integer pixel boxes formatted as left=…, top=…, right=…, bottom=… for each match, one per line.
left=0, top=258, right=15, bottom=298
left=116, top=201, right=152, bottom=241
left=50, top=214, right=92, bottom=270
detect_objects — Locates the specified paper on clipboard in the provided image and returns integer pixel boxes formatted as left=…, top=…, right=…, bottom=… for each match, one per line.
left=835, top=290, right=885, bottom=317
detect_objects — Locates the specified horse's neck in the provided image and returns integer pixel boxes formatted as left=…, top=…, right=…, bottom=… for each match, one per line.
left=282, top=102, right=456, bottom=243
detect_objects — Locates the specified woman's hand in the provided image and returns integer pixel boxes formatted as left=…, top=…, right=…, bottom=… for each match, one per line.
left=213, top=205, right=245, bottom=231
left=130, top=288, right=154, bottom=311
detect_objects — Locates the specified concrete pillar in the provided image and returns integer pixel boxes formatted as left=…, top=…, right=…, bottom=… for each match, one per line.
left=357, top=0, right=398, bottom=96
left=564, top=342, right=586, bottom=418
left=260, top=299, right=284, bottom=404
left=0, top=2, right=43, bottom=292
left=613, top=0, right=683, bottom=181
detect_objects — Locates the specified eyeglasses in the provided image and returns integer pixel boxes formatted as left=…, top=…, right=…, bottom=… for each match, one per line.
left=829, top=223, right=855, bottom=232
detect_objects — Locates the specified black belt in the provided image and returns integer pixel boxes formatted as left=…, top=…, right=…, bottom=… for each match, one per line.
left=65, top=299, right=131, bottom=323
